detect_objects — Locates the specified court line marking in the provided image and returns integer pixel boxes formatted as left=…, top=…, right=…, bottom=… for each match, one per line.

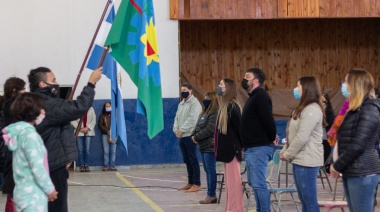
left=116, top=173, right=164, bottom=212
left=121, top=174, right=186, bottom=183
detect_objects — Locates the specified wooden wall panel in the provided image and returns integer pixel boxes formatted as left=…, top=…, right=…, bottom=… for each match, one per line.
left=179, top=19, right=380, bottom=92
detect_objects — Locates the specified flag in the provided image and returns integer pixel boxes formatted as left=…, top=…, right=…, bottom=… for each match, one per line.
left=105, top=0, right=164, bottom=139
left=86, top=2, right=128, bottom=152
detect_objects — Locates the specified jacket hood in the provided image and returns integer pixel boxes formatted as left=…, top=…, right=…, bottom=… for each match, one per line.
left=2, top=121, right=35, bottom=151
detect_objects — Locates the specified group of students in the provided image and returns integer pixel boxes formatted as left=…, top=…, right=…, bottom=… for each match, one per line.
left=0, top=67, right=103, bottom=212
left=174, top=67, right=380, bottom=212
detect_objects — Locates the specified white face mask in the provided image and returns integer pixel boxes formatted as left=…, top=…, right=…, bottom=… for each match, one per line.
left=106, top=107, right=112, bottom=112
left=35, top=114, right=45, bottom=125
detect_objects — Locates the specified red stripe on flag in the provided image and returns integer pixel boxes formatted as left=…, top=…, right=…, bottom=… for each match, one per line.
left=129, top=0, right=142, bottom=15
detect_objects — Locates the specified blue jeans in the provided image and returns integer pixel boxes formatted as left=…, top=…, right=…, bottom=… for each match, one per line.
left=102, top=134, right=117, bottom=166
left=343, top=174, right=380, bottom=212
left=179, top=136, right=200, bottom=186
left=77, top=136, right=92, bottom=166
left=245, top=145, right=275, bottom=212
left=201, top=152, right=216, bottom=197
left=292, top=164, right=320, bottom=212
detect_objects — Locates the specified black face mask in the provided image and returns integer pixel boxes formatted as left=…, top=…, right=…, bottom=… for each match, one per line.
left=181, top=91, right=190, bottom=99
left=44, top=82, right=59, bottom=97
left=241, top=79, right=249, bottom=90
left=203, top=99, right=211, bottom=108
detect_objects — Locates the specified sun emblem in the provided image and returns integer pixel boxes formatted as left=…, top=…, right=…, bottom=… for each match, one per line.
left=140, top=17, right=159, bottom=65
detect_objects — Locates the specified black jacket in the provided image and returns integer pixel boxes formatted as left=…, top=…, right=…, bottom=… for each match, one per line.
left=333, top=98, right=380, bottom=177
left=34, top=85, right=95, bottom=172
left=324, top=107, right=335, bottom=133
left=191, top=108, right=218, bottom=152
left=240, top=87, right=276, bottom=149
left=216, top=102, right=243, bottom=163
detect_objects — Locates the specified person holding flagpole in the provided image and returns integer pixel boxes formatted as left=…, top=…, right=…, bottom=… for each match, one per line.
left=28, top=66, right=102, bottom=212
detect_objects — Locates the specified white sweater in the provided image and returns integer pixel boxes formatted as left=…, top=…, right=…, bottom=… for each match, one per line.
left=71, top=107, right=96, bottom=136
left=173, top=95, right=202, bottom=137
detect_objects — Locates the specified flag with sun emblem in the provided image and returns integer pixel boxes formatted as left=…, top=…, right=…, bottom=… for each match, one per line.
left=105, top=0, right=163, bottom=139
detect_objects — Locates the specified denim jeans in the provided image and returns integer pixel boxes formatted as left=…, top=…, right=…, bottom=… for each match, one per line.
left=292, top=164, right=320, bottom=212
left=245, top=145, right=275, bottom=212
left=343, top=174, right=380, bottom=212
left=179, top=136, right=200, bottom=186
left=201, top=152, right=216, bottom=197
left=102, top=134, right=117, bottom=166
left=77, top=136, right=92, bottom=166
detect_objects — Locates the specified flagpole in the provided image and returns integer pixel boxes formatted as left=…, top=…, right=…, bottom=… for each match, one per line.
left=75, top=47, right=109, bottom=138
left=69, top=0, right=112, bottom=101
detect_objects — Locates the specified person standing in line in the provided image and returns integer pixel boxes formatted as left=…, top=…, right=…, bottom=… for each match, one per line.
left=240, top=68, right=277, bottom=212
left=71, top=107, right=96, bottom=172
left=0, top=77, right=27, bottom=212
left=98, top=102, right=117, bottom=171
left=174, top=83, right=202, bottom=192
left=321, top=94, right=335, bottom=173
left=28, top=66, right=102, bottom=212
left=331, top=69, right=380, bottom=211
left=3, top=93, right=58, bottom=211
left=191, top=91, right=219, bottom=204
left=280, top=76, right=324, bottom=212
left=215, top=78, right=244, bottom=212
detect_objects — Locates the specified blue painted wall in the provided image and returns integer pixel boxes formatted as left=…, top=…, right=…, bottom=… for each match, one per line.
left=84, top=98, right=288, bottom=166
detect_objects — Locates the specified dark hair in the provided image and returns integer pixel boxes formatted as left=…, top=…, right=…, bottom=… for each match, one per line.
left=246, top=68, right=266, bottom=85
left=28, top=67, right=51, bottom=92
left=10, top=93, right=44, bottom=122
left=203, top=91, right=219, bottom=114
left=375, top=88, right=380, bottom=98
left=0, top=77, right=26, bottom=110
left=180, top=83, right=193, bottom=90
left=323, top=93, right=333, bottom=111
left=292, top=76, right=324, bottom=121
left=102, top=101, right=111, bottom=114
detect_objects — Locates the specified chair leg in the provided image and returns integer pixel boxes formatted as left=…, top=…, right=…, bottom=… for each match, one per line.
left=319, top=169, right=326, bottom=189
left=321, top=168, right=332, bottom=192
left=217, top=175, right=224, bottom=204
left=290, top=192, right=301, bottom=212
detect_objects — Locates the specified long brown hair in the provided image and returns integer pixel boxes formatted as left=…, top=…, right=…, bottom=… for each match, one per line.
left=203, top=91, right=219, bottom=114
left=218, top=78, right=240, bottom=134
left=292, top=76, right=324, bottom=122
left=346, top=68, right=375, bottom=112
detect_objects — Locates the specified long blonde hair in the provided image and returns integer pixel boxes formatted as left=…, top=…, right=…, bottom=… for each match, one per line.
left=346, top=68, right=375, bottom=112
left=218, top=78, right=240, bottom=135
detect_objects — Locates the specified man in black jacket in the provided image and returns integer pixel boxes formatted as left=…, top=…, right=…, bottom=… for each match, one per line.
left=28, top=67, right=102, bottom=212
left=240, top=68, right=277, bottom=212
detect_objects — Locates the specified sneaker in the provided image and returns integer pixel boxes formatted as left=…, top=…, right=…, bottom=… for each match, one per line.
left=85, top=165, right=90, bottom=172
left=103, top=166, right=109, bottom=171
left=110, top=166, right=117, bottom=171
left=79, top=165, right=85, bottom=172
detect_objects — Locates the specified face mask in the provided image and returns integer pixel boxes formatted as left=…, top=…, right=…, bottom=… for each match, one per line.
left=293, top=88, right=301, bottom=100
left=44, top=82, right=59, bottom=97
left=341, top=84, right=350, bottom=98
left=181, top=91, right=190, bottom=99
left=203, top=99, right=211, bottom=108
left=216, top=86, right=224, bottom=96
left=35, top=114, right=45, bottom=125
left=106, top=107, right=111, bottom=112
left=241, top=79, right=249, bottom=90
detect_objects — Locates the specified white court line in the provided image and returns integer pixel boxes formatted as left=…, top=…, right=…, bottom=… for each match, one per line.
left=121, top=174, right=187, bottom=183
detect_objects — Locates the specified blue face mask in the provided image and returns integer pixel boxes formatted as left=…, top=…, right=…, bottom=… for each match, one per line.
left=293, top=88, right=301, bottom=100
left=341, top=84, right=350, bottom=98
left=203, top=99, right=211, bottom=108
left=216, top=86, right=223, bottom=96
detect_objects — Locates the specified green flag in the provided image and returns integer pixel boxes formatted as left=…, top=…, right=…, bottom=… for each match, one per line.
left=105, top=0, right=163, bottom=139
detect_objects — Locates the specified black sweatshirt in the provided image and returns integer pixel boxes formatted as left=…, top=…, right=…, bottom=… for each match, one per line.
left=240, top=87, right=276, bottom=149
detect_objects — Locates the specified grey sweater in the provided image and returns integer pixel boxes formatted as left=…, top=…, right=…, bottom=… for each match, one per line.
left=173, top=95, right=202, bottom=137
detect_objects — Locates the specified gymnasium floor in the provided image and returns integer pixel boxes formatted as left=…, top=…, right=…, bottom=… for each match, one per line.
left=0, top=165, right=379, bottom=212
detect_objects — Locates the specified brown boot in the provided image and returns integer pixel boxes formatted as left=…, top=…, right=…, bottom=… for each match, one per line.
left=186, top=185, right=201, bottom=192
left=199, top=196, right=217, bottom=204
left=178, top=184, right=193, bottom=190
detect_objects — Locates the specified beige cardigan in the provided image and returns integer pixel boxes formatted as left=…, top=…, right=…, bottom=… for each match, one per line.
left=281, top=103, right=324, bottom=167
left=71, top=107, right=96, bottom=136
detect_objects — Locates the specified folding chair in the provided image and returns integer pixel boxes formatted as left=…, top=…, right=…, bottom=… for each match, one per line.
left=217, top=162, right=248, bottom=204
left=318, top=177, right=348, bottom=212
left=318, top=153, right=332, bottom=191
left=245, top=150, right=300, bottom=212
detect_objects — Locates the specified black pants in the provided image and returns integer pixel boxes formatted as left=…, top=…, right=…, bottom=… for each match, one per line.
left=48, top=166, right=69, bottom=212
left=322, top=140, right=331, bottom=173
